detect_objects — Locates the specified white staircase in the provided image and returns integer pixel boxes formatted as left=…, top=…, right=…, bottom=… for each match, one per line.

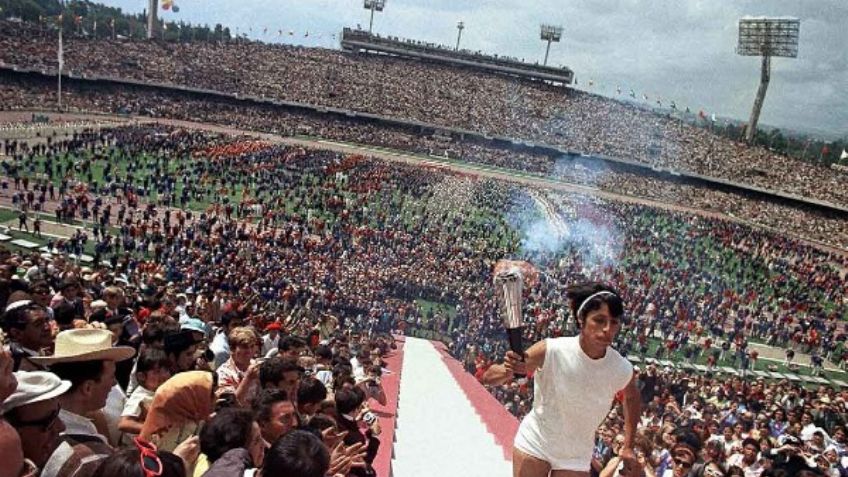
left=391, top=337, right=512, bottom=477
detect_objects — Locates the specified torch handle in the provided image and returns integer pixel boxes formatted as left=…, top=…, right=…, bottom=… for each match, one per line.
left=506, top=326, right=525, bottom=378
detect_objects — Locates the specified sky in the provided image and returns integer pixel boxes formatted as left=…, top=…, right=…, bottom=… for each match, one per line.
left=98, top=0, right=847, bottom=139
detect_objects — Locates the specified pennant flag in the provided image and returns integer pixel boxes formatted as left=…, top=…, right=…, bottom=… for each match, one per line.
left=278, top=29, right=282, bottom=36
left=841, top=149, right=848, bottom=160
left=304, top=31, right=309, bottom=37
left=670, top=101, right=677, bottom=110
left=629, top=89, right=635, bottom=98
left=574, top=77, right=578, bottom=85
left=711, top=113, right=717, bottom=122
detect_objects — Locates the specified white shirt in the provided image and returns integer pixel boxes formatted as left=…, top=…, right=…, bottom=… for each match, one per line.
left=727, top=453, right=764, bottom=477
left=261, top=333, right=279, bottom=357
left=122, top=385, right=155, bottom=418
left=59, top=409, right=108, bottom=443
left=514, top=337, right=633, bottom=469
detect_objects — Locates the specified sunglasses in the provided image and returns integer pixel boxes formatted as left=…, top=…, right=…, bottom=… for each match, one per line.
left=6, top=408, right=60, bottom=432
left=134, top=437, right=163, bottom=477
left=673, top=457, right=694, bottom=469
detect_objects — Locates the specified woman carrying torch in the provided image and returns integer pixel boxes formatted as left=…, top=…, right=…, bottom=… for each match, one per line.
left=484, top=268, right=641, bottom=477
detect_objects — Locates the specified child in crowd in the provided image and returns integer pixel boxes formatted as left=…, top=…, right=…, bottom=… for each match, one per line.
left=118, top=348, right=172, bottom=435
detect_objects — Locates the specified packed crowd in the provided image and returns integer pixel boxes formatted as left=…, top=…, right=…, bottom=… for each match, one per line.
left=0, top=122, right=845, bottom=476
left=1, top=20, right=847, bottom=207
left=1, top=71, right=846, bottom=251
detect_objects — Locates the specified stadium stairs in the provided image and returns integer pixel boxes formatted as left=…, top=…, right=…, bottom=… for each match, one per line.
left=389, top=337, right=515, bottom=477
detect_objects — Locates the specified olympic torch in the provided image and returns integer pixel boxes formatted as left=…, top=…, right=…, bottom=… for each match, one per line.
left=494, top=260, right=538, bottom=377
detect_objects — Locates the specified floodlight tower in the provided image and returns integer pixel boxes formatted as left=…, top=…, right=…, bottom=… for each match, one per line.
left=540, top=24, right=562, bottom=66
left=455, top=21, right=464, bottom=51
left=147, top=0, right=158, bottom=39
left=736, top=17, right=800, bottom=145
left=363, top=0, right=385, bottom=34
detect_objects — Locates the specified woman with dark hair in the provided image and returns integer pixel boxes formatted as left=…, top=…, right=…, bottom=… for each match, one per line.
left=484, top=282, right=641, bottom=477
left=92, top=440, right=185, bottom=477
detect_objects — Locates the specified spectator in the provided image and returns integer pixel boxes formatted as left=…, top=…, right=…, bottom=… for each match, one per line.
left=119, top=348, right=172, bottom=436
left=139, top=371, right=214, bottom=452
left=31, top=329, right=135, bottom=477
left=253, top=389, right=298, bottom=447
left=198, top=407, right=265, bottom=476
left=1, top=301, right=53, bottom=371
left=0, top=371, right=70, bottom=470
left=261, top=430, right=329, bottom=477
left=215, top=326, right=260, bottom=406
left=91, top=440, right=186, bottom=477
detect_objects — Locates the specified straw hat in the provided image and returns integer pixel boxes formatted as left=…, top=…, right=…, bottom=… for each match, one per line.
left=30, top=329, right=135, bottom=365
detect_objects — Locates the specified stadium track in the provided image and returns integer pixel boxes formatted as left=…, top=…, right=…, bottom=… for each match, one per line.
left=1, top=109, right=846, bottom=260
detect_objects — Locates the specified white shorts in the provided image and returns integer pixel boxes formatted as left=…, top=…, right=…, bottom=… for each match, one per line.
left=514, top=415, right=592, bottom=471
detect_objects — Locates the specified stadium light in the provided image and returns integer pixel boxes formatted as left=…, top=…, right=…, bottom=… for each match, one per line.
left=736, top=17, right=800, bottom=145
left=540, top=24, right=563, bottom=66
left=455, top=21, right=464, bottom=51
left=363, top=0, right=386, bottom=34
left=147, top=0, right=158, bottom=39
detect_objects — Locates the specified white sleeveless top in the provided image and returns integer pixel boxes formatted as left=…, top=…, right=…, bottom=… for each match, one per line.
left=514, top=336, right=633, bottom=470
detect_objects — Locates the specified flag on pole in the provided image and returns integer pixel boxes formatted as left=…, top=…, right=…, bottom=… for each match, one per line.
left=629, top=89, right=635, bottom=98
left=841, top=149, right=848, bottom=160
left=711, top=113, right=717, bottom=122
left=304, top=31, right=309, bottom=37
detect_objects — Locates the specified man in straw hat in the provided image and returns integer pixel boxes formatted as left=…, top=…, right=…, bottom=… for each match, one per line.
left=30, top=329, right=134, bottom=477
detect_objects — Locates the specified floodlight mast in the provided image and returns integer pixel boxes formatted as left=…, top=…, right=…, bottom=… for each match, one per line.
left=455, top=21, right=464, bottom=51
left=364, top=0, right=386, bottom=34
left=147, top=0, right=158, bottom=39
left=540, top=24, right=562, bottom=66
left=736, top=17, right=800, bottom=145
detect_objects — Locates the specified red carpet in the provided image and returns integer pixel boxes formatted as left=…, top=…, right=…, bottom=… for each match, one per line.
left=371, top=335, right=405, bottom=477
left=433, top=341, right=519, bottom=461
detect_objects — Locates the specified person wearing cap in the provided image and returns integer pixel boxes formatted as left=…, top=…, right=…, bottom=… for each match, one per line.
left=261, top=322, right=281, bottom=357
left=1, top=371, right=70, bottom=469
left=1, top=300, right=53, bottom=371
